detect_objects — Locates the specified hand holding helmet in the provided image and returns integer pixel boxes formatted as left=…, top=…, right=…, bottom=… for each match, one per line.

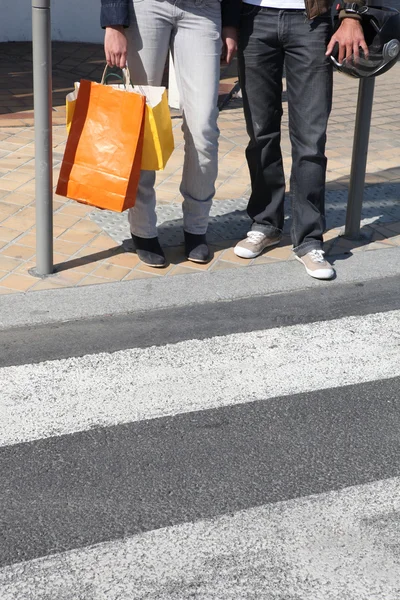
left=328, top=3, right=400, bottom=78
left=326, top=17, right=369, bottom=63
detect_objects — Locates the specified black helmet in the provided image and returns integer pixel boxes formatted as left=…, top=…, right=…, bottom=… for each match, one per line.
left=330, top=4, right=400, bottom=78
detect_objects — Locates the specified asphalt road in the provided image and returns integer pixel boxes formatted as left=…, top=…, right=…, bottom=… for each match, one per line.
left=1, top=271, right=400, bottom=599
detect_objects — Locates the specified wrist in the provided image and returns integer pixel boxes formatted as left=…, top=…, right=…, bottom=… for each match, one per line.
left=222, top=25, right=238, bottom=35
left=341, top=16, right=362, bottom=24
left=106, top=25, right=125, bottom=32
left=222, top=25, right=237, bottom=35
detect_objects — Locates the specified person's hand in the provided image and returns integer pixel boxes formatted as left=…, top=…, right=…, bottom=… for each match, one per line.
left=104, top=26, right=128, bottom=69
left=326, top=18, right=368, bottom=63
left=221, top=26, right=238, bottom=65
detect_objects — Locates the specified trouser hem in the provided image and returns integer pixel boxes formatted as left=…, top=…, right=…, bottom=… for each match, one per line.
left=294, top=240, right=323, bottom=257
left=251, top=223, right=282, bottom=238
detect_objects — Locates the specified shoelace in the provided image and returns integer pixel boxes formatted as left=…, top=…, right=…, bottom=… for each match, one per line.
left=309, top=249, right=326, bottom=264
left=246, top=231, right=266, bottom=245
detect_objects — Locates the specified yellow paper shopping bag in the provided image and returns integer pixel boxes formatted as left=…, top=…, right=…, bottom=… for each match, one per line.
left=140, top=85, right=174, bottom=171
left=66, top=84, right=79, bottom=134
left=66, top=70, right=174, bottom=171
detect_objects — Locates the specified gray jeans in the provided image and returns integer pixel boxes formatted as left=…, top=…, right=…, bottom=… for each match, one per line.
left=126, top=0, right=222, bottom=238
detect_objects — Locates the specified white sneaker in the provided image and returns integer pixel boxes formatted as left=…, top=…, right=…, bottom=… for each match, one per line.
left=296, top=249, right=335, bottom=280
left=234, top=231, right=281, bottom=259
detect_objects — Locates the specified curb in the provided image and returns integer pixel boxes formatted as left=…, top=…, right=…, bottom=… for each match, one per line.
left=1, top=246, right=400, bottom=330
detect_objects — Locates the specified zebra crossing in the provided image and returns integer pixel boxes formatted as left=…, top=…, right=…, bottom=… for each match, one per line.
left=1, top=277, right=400, bottom=599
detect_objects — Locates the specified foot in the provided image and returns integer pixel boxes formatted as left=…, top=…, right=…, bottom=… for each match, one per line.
left=184, top=231, right=210, bottom=264
left=131, top=234, right=166, bottom=268
left=295, top=249, right=335, bottom=280
left=234, top=230, right=281, bottom=259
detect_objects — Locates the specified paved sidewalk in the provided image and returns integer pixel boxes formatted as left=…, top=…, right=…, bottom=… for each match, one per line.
left=0, top=42, right=399, bottom=294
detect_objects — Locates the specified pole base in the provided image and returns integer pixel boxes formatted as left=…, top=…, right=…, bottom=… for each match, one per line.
left=339, top=227, right=370, bottom=242
left=28, top=267, right=54, bottom=278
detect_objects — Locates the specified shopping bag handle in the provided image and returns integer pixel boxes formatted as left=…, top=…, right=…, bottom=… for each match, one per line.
left=100, top=65, right=148, bottom=100
left=101, top=65, right=132, bottom=88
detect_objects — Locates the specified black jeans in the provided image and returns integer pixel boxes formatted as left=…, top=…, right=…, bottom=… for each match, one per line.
left=238, top=5, right=333, bottom=256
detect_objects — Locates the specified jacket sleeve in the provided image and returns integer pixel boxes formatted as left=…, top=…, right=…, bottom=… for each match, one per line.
left=221, top=0, right=242, bottom=28
left=100, top=0, right=130, bottom=28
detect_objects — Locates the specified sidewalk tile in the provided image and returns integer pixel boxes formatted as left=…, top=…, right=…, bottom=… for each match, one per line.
left=48, top=271, right=87, bottom=286
left=30, top=279, right=66, bottom=291
left=123, top=270, right=161, bottom=281
left=0, top=244, right=35, bottom=260
left=264, top=245, right=294, bottom=261
left=169, top=265, right=202, bottom=276
left=0, top=227, right=20, bottom=243
left=17, top=232, right=36, bottom=248
left=219, top=247, right=253, bottom=265
left=0, top=273, right=36, bottom=291
left=156, top=190, right=180, bottom=204
left=370, top=229, right=389, bottom=242
left=0, top=178, right=25, bottom=191
left=0, top=202, right=20, bottom=221
left=209, top=260, right=242, bottom=273
left=365, top=241, right=394, bottom=251
left=382, top=221, right=400, bottom=234
left=3, top=192, right=34, bottom=206
left=52, top=234, right=85, bottom=252
left=72, top=244, right=118, bottom=260
left=77, top=275, right=112, bottom=287
left=0, top=172, right=33, bottom=184
left=252, top=255, right=283, bottom=265
left=58, top=229, right=99, bottom=245
left=64, top=219, right=102, bottom=234
left=131, top=262, right=175, bottom=276
left=58, top=203, right=95, bottom=217
left=383, top=234, right=400, bottom=246
left=324, top=228, right=342, bottom=242
left=14, top=261, right=36, bottom=276
left=164, top=249, right=214, bottom=271
left=0, top=255, right=23, bottom=272
left=92, top=263, right=132, bottom=280
left=379, top=237, right=399, bottom=246
left=105, top=252, right=140, bottom=268
left=53, top=213, right=82, bottom=229
left=2, top=207, right=36, bottom=230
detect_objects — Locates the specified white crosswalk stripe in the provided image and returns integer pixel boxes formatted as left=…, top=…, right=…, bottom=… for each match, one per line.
left=1, top=310, right=400, bottom=448
left=1, top=307, right=400, bottom=598
left=1, top=477, right=400, bottom=600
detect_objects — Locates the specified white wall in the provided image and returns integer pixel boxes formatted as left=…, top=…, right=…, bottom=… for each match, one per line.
left=0, top=0, right=104, bottom=43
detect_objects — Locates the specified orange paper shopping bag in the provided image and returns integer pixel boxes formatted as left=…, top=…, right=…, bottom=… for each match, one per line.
left=56, top=79, right=146, bottom=212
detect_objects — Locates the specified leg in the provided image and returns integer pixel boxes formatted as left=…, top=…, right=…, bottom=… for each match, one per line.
left=284, top=11, right=333, bottom=256
left=238, top=6, right=285, bottom=235
left=172, top=0, right=222, bottom=235
left=125, top=0, right=173, bottom=239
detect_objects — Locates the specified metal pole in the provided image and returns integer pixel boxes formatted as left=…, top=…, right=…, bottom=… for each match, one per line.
left=32, top=0, right=53, bottom=275
left=344, top=77, right=375, bottom=238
